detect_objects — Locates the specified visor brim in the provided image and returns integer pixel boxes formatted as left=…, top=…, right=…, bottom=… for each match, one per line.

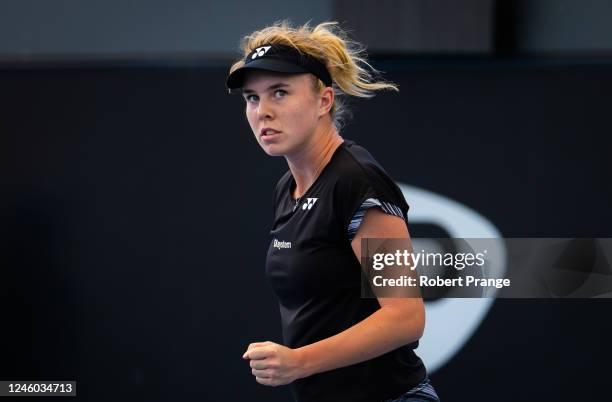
left=226, top=59, right=310, bottom=90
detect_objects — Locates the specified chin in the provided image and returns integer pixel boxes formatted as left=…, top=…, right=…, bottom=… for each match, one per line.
left=259, top=142, right=290, bottom=157
left=262, top=146, right=286, bottom=157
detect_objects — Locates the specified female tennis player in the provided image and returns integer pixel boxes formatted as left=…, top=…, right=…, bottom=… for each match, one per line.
left=226, top=21, right=440, bottom=402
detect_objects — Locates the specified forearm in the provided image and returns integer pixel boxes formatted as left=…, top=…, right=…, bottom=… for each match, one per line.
left=295, top=303, right=424, bottom=379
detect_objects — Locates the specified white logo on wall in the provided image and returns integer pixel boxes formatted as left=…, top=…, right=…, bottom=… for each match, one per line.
left=302, top=198, right=318, bottom=210
left=252, top=46, right=271, bottom=59
left=397, top=182, right=506, bottom=373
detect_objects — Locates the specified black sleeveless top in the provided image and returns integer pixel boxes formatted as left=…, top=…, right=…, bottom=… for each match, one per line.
left=265, top=139, right=426, bottom=402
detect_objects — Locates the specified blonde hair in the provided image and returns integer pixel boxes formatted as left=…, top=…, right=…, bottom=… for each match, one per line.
left=229, top=20, right=399, bottom=130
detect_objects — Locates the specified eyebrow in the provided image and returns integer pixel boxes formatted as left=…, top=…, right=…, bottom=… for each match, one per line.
left=241, top=83, right=290, bottom=94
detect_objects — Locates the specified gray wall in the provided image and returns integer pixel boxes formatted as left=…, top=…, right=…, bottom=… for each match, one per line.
left=2, top=0, right=611, bottom=61
left=335, top=0, right=494, bottom=53
left=0, top=0, right=331, bottom=59
left=516, top=0, right=612, bottom=53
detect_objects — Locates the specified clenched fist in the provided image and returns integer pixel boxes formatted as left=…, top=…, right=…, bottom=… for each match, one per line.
left=242, top=341, right=307, bottom=386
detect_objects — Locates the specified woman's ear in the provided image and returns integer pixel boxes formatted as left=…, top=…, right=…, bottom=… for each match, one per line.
left=319, top=86, right=334, bottom=117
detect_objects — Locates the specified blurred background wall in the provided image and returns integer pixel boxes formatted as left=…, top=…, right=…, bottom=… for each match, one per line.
left=2, top=0, right=611, bottom=60
left=2, top=0, right=611, bottom=401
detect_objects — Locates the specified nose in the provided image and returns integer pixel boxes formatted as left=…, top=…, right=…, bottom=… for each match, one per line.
left=256, top=98, right=273, bottom=121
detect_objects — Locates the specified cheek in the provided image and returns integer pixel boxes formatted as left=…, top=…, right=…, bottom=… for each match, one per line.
left=286, top=102, right=316, bottom=129
left=245, top=108, right=257, bottom=130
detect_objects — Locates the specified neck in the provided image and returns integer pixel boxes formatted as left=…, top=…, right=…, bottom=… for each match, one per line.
left=287, top=124, right=343, bottom=199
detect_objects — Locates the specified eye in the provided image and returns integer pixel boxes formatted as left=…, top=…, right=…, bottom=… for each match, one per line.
left=274, top=89, right=287, bottom=98
left=244, top=94, right=259, bottom=103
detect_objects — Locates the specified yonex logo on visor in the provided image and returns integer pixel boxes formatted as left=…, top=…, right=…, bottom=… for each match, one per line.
left=252, top=46, right=271, bottom=59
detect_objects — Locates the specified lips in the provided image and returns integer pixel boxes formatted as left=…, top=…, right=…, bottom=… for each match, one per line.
left=260, top=128, right=281, bottom=137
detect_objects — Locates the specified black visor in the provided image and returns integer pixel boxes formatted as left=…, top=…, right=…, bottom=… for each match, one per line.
left=226, top=44, right=332, bottom=90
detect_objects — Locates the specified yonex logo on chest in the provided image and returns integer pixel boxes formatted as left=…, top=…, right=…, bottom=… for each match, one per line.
left=302, top=198, right=318, bottom=210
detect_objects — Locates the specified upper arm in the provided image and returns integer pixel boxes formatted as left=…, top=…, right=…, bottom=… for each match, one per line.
left=350, top=207, right=409, bottom=260
left=350, top=208, right=425, bottom=337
